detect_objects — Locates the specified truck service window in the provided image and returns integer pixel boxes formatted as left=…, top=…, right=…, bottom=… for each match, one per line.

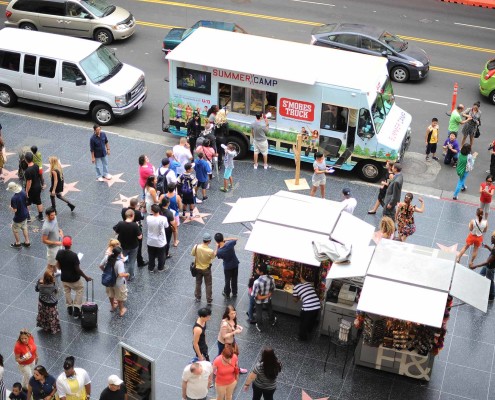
left=320, top=103, right=348, bottom=132
left=218, top=83, right=277, bottom=120
left=177, top=67, right=211, bottom=95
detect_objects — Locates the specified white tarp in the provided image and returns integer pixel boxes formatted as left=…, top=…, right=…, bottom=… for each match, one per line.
left=450, top=263, right=490, bottom=313
left=222, top=196, right=270, bottom=224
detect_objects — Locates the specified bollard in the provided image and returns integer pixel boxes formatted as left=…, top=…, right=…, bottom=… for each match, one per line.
left=450, top=82, right=458, bottom=113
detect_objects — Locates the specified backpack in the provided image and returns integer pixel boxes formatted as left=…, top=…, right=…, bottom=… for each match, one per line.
left=156, top=168, right=171, bottom=194
left=179, top=175, right=193, bottom=196
left=101, top=260, right=117, bottom=287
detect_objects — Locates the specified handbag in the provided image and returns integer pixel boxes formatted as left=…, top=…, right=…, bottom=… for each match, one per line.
left=475, top=126, right=481, bottom=139
left=190, top=245, right=198, bottom=277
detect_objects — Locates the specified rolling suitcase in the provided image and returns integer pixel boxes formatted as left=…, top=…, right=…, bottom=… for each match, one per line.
left=81, top=280, right=98, bottom=329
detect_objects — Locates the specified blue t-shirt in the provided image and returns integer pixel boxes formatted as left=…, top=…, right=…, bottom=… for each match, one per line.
left=194, top=159, right=211, bottom=183
left=168, top=158, right=181, bottom=176
left=11, top=190, right=29, bottom=223
left=216, top=240, right=239, bottom=270
left=28, top=374, right=56, bottom=400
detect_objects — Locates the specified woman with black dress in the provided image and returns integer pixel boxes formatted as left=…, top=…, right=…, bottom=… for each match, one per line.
left=186, top=111, right=202, bottom=151
left=49, top=156, right=75, bottom=212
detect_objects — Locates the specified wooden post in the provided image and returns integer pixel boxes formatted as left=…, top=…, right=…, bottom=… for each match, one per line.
left=293, top=133, right=303, bottom=185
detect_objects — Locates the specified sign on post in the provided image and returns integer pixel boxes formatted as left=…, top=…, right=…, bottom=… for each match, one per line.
left=120, top=342, right=155, bottom=400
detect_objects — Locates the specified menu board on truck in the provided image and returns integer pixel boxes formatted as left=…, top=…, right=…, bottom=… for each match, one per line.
left=120, top=342, right=155, bottom=400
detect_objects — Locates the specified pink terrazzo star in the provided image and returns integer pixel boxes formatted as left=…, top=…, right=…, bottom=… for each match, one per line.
left=112, top=194, right=139, bottom=208
left=103, top=173, right=125, bottom=187
left=61, top=181, right=80, bottom=196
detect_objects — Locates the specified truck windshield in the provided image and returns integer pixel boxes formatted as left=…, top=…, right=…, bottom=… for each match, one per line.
left=371, top=78, right=395, bottom=134
left=80, top=46, right=122, bottom=84
left=81, top=0, right=115, bottom=17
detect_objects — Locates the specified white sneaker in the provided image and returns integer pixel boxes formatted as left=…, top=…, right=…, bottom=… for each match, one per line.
left=264, top=164, right=270, bottom=170
left=54, top=270, right=61, bottom=277
left=253, top=164, right=258, bottom=169
left=104, top=174, right=112, bottom=179
left=196, top=198, right=203, bottom=204
left=97, top=177, right=105, bottom=182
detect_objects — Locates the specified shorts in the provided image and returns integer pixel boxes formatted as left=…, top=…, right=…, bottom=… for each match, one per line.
left=426, top=143, right=437, bottom=154
left=106, top=284, right=128, bottom=301
left=312, top=178, right=325, bottom=187
left=480, top=202, right=491, bottom=215
left=224, top=167, right=233, bottom=180
left=466, top=233, right=483, bottom=248
left=253, top=140, right=268, bottom=155
left=12, top=219, right=27, bottom=232
left=197, top=181, right=208, bottom=189
left=47, top=246, right=61, bottom=265
left=182, top=194, right=195, bottom=205
left=27, top=189, right=42, bottom=206
left=174, top=215, right=180, bottom=227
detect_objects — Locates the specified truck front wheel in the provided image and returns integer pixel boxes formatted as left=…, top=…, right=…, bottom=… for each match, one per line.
left=226, top=135, right=249, bottom=159
left=92, top=104, right=115, bottom=126
left=356, top=160, right=384, bottom=183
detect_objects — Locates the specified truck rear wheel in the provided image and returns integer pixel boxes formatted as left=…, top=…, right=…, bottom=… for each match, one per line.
left=356, top=160, right=384, bottom=183
left=0, top=86, right=17, bottom=107
left=227, top=134, right=249, bottom=159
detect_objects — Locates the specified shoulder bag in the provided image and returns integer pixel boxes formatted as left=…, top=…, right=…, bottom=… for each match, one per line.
left=190, top=245, right=198, bottom=277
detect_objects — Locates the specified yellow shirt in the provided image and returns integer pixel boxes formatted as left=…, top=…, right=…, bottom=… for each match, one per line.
left=192, top=243, right=215, bottom=270
left=427, top=125, right=438, bottom=144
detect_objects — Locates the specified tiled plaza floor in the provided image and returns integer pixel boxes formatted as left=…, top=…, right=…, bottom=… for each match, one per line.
left=0, top=112, right=494, bottom=400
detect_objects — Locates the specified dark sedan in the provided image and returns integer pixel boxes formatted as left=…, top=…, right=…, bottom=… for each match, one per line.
left=311, top=23, right=430, bottom=83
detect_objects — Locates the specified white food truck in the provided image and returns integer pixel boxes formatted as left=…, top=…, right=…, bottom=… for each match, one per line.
left=164, top=28, right=412, bottom=182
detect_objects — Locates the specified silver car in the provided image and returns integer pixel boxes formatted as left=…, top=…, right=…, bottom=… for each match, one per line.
left=4, top=0, right=136, bottom=45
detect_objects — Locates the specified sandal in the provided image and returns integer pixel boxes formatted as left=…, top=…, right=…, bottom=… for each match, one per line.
left=10, top=243, right=22, bottom=248
left=367, top=211, right=376, bottom=215
left=22, top=242, right=31, bottom=247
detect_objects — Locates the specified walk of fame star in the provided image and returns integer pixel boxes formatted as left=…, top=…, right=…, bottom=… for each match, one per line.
left=61, top=181, right=80, bottom=196
left=301, top=390, right=329, bottom=400
left=43, top=161, right=71, bottom=172
left=112, top=194, right=139, bottom=208
left=103, top=173, right=125, bottom=187
left=1, top=168, right=18, bottom=182
left=436, top=243, right=459, bottom=253
left=182, top=207, right=211, bottom=224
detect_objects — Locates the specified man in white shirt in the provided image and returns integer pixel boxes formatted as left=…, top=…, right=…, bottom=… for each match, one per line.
left=146, top=204, right=169, bottom=272
left=341, top=187, right=357, bottom=214
left=181, top=361, right=213, bottom=400
left=56, top=356, right=91, bottom=400
left=173, top=137, right=193, bottom=175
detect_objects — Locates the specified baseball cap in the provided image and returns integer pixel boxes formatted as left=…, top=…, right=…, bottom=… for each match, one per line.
left=108, top=375, right=124, bottom=385
left=62, top=236, right=72, bottom=247
left=342, top=188, right=351, bottom=196
left=6, top=182, right=22, bottom=193
left=202, top=232, right=212, bottom=241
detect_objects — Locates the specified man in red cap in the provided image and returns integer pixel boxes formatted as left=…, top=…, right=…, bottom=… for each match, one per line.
left=55, top=235, right=92, bottom=319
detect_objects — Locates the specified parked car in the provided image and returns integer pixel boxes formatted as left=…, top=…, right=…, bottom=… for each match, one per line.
left=310, top=23, right=430, bottom=83
left=480, top=58, right=495, bottom=104
left=4, top=0, right=135, bottom=45
left=162, top=20, right=246, bottom=55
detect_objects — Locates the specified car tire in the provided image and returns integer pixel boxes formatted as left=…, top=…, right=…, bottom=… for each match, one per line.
left=356, top=160, right=384, bottom=183
left=226, top=134, right=249, bottom=159
left=92, top=104, right=115, bottom=125
left=19, top=22, right=37, bottom=31
left=391, top=66, right=410, bottom=83
left=0, top=86, right=17, bottom=107
left=94, top=29, right=113, bottom=45
left=489, top=90, right=495, bottom=105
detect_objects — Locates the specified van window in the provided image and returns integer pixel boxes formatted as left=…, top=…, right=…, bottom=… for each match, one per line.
left=36, top=1, right=65, bottom=15
left=0, top=51, right=21, bottom=71
left=23, top=54, right=37, bottom=75
left=66, top=2, right=88, bottom=18
left=219, top=83, right=277, bottom=120
left=176, top=67, right=211, bottom=95
left=81, top=0, right=115, bottom=18
left=12, top=0, right=40, bottom=12
left=320, top=104, right=348, bottom=132
left=62, top=62, right=85, bottom=82
left=38, top=58, right=57, bottom=78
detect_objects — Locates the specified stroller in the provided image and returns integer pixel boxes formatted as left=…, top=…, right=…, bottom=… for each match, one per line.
left=17, top=146, right=31, bottom=183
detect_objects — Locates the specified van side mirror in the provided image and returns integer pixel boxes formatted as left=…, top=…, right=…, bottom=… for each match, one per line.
left=75, top=77, right=86, bottom=86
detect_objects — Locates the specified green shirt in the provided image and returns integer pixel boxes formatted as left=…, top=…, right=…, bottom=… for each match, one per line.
left=448, top=110, right=462, bottom=133
left=33, top=151, right=42, bottom=168
left=456, top=153, right=467, bottom=177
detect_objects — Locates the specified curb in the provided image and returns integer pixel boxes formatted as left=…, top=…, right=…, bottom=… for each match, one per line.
left=441, top=0, right=495, bottom=8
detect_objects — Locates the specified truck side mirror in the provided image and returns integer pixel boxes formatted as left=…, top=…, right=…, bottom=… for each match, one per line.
left=75, top=77, right=86, bottom=86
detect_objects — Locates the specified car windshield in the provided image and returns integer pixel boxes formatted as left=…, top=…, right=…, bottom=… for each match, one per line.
left=379, top=31, right=407, bottom=52
left=81, top=0, right=114, bottom=17
left=80, top=46, right=122, bottom=84
left=371, top=78, right=395, bottom=134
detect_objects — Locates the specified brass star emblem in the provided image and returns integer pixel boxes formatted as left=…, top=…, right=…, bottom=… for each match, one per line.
left=112, top=194, right=139, bottom=208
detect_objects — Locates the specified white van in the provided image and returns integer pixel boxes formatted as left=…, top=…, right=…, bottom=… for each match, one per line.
left=0, top=28, right=147, bottom=125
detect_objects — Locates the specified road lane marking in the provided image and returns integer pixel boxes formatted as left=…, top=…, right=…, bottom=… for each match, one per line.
left=137, top=21, right=179, bottom=29
left=454, top=22, right=495, bottom=31
left=291, top=0, right=335, bottom=6
left=399, top=35, right=494, bottom=54
left=395, top=95, right=447, bottom=106
left=430, top=65, right=479, bottom=78
left=395, top=95, right=421, bottom=101
left=424, top=100, right=448, bottom=106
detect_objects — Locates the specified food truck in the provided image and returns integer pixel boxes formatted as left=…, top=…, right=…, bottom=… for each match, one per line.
left=164, top=28, right=412, bottom=182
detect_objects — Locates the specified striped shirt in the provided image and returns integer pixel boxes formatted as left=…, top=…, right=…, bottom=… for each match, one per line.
left=252, top=275, right=275, bottom=304
left=293, top=282, right=321, bottom=311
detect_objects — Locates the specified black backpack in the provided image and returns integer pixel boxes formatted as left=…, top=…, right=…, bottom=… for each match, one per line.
left=157, top=168, right=171, bottom=194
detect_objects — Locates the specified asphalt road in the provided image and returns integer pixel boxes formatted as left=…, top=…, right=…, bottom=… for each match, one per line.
left=0, top=0, right=494, bottom=195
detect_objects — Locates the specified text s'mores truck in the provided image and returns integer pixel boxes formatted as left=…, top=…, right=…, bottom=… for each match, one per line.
left=163, top=27, right=411, bottom=182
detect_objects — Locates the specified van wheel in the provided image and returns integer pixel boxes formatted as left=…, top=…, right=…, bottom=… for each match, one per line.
left=94, top=29, right=113, bottom=45
left=19, top=22, right=37, bottom=31
left=92, top=104, right=115, bottom=125
left=227, top=135, right=249, bottom=159
left=0, top=86, right=17, bottom=107
left=356, top=160, right=384, bottom=183
left=391, top=66, right=409, bottom=83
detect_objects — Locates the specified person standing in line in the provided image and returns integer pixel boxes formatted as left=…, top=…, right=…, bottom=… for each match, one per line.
left=113, top=209, right=142, bottom=281
left=382, top=163, right=403, bottom=218
left=56, top=236, right=92, bottom=319
left=341, top=187, right=357, bottom=214
left=448, top=104, right=466, bottom=137
left=42, top=207, right=63, bottom=273
left=480, top=175, right=495, bottom=218
left=181, top=361, right=213, bottom=400
left=219, top=144, right=237, bottom=193
left=26, top=365, right=57, bottom=400
left=395, top=193, right=425, bottom=242
left=252, top=264, right=277, bottom=333
left=166, top=149, right=182, bottom=176
left=217, top=306, right=248, bottom=374
left=24, top=152, right=44, bottom=222
left=30, top=145, right=46, bottom=189
left=488, top=140, right=495, bottom=177
left=13, top=330, right=38, bottom=391
left=8, top=182, right=30, bottom=249
left=292, top=276, right=321, bottom=342
left=453, top=144, right=477, bottom=200
left=212, top=346, right=239, bottom=400
left=121, top=198, right=148, bottom=267
left=242, top=348, right=282, bottom=400
left=49, top=156, right=75, bottom=212
left=35, top=269, right=61, bottom=334
left=90, top=124, right=112, bottom=181
left=100, top=246, right=129, bottom=317
left=0, top=137, right=7, bottom=183
left=470, top=232, right=495, bottom=301
left=173, top=137, right=193, bottom=175
left=442, top=133, right=460, bottom=167
left=457, top=208, right=488, bottom=268
left=159, top=197, right=176, bottom=259
left=246, top=273, right=259, bottom=325
left=56, top=356, right=91, bottom=400
left=215, top=233, right=239, bottom=299
left=192, top=233, right=216, bottom=304
left=461, top=103, right=481, bottom=148
left=194, top=152, right=211, bottom=200
left=309, top=152, right=333, bottom=199
left=187, top=110, right=202, bottom=151
left=144, top=175, right=162, bottom=215
left=138, top=154, right=155, bottom=199
left=193, top=307, right=212, bottom=362
left=178, top=163, right=199, bottom=218
left=99, top=375, right=127, bottom=400
left=0, top=354, right=5, bottom=400
left=425, top=117, right=439, bottom=161
left=251, top=113, right=270, bottom=169
left=166, top=183, right=182, bottom=247
left=156, top=158, right=177, bottom=195
left=146, top=204, right=168, bottom=272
